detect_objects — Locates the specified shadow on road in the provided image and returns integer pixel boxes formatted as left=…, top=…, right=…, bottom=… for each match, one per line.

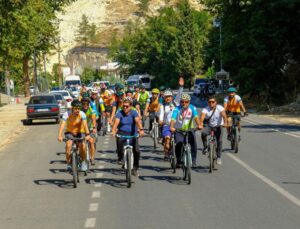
left=49, top=160, right=66, bottom=164
left=138, top=175, right=189, bottom=185
left=56, top=152, right=65, bottom=156
left=33, top=179, right=74, bottom=189
left=85, top=178, right=128, bottom=188
left=282, top=181, right=300, bottom=185
left=243, top=124, right=300, bottom=133
left=90, top=167, right=124, bottom=176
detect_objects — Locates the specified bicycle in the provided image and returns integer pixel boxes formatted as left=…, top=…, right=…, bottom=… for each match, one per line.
left=176, top=130, right=195, bottom=185
left=150, top=117, right=159, bottom=149
left=100, top=114, right=107, bottom=136
left=228, top=114, right=241, bottom=153
left=85, top=132, right=97, bottom=172
left=64, top=137, right=84, bottom=188
left=207, top=127, right=217, bottom=173
left=168, top=133, right=176, bottom=174
left=116, top=134, right=139, bottom=188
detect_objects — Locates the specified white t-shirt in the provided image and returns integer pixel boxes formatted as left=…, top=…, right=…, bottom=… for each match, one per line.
left=201, top=104, right=224, bottom=127
left=159, top=102, right=176, bottom=125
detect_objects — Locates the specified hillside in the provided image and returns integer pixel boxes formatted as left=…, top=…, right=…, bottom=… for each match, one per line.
left=48, top=0, right=202, bottom=72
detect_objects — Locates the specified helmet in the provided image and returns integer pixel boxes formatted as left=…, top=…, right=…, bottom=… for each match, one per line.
left=164, top=90, right=173, bottom=96
left=180, top=93, right=191, bottom=101
left=116, top=91, right=124, bottom=97
left=152, top=88, right=160, bottom=94
left=159, top=86, right=166, bottom=91
left=123, top=96, right=133, bottom=104
left=81, top=97, right=90, bottom=104
left=71, top=99, right=81, bottom=107
left=91, top=88, right=98, bottom=94
left=227, top=87, right=237, bottom=93
left=117, top=84, right=125, bottom=90
left=100, top=83, right=107, bottom=89
left=126, top=88, right=134, bottom=94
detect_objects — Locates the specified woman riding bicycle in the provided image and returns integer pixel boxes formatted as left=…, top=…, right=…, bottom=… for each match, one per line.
left=111, top=97, right=144, bottom=176
left=144, top=88, right=160, bottom=131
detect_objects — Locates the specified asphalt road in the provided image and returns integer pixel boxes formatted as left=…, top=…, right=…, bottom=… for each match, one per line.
left=0, top=95, right=299, bottom=229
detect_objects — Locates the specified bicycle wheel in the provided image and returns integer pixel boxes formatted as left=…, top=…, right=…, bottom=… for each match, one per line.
left=230, top=128, right=235, bottom=150
left=209, top=142, right=214, bottom=173
left=102, top=116, right=107, bottom=136
left=71, top=151, right=78, bottom=188
left=169, top=140, right=176, bottom=173
left=212, top=142, right=216, bottom=169
left=186, top=145, right=192, bottom=185
left=233, top=128, right=239, bottom=153
left=126, top=149, right=132, bottom=188
left=153, top=125, right=158, bottom=149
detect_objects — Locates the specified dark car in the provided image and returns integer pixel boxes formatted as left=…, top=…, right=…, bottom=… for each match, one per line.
left=25, top=95, right=60, bottom=125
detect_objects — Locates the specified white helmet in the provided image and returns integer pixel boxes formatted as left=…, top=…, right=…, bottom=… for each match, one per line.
left=91, top=88, right=98, bottom=94
left=180, top=93, right=191, bottom=101
left=164, top=90, right=173, bottom=96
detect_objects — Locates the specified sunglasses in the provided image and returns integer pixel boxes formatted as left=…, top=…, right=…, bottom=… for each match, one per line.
left=123, top=105, right=130, bottom=109
left=82, top=103, right=89, bottom=106
left=73, top=107, right=81, bottom=110
left=208, top=101, right=216, bottom=104
left=181, top=101, right=189, bottom=104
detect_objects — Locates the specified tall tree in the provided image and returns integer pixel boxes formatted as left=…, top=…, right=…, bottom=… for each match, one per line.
left=75, top=14, right=97, bottom=46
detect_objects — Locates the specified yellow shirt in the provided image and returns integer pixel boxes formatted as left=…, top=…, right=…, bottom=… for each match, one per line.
left=224, top=95, right=241, bottom=113
left=62, top=111, right=87, bottom=134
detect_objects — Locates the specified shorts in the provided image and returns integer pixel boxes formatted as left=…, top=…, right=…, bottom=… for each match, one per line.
left=162, top=125, right=172, bottom=138
left=64, top=132, right=86, bottom=141
left=105, top=105, right=112, bottom=113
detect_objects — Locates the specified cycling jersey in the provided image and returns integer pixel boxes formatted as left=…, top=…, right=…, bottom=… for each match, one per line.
left=159, top=101, right=177, bottom=125
left=171, top=105, right=198, bottom=131
left=148, top=97, right=160, bottom=113
left=90, top=98, right=105, bottom=117
left=62, top=111, right=87, bottom=134
left=82, top=107, right=96, bottom=129
left=224, top=95, right=242, bottom=113
left=138, top=91, right=150, bottom=106
left=100, top=90, right=114, bottom=106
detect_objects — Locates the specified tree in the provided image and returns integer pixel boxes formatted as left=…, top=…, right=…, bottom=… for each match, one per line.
left=75, top=14, right=97, bottom=46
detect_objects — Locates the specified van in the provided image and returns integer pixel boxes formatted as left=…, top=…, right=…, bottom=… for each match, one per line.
left=125, top=79, right=142, bottom=87
left=127, top=74, right=151, bottom=90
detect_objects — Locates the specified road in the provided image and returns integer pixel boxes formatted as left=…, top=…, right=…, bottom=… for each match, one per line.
left=0, top=95, right=300, bottom=229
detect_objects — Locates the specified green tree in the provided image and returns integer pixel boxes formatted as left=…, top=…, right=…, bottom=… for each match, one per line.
left=75, top=14, right=97, bottom=46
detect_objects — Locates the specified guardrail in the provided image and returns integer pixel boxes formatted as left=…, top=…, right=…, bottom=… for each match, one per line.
left=0, top=93, right=13, bottom=105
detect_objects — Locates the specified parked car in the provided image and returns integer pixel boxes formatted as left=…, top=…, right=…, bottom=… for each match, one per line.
left=50, top=90, right=73, bottom=108
left=51, top=93, right=67, bottom=116
left=25, top=95, right=60, bottom=125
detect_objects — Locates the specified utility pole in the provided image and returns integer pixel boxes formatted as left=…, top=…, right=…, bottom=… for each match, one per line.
left=57, top=37, right=62, bottom=88
left=33, top=49, right=38, bottom=95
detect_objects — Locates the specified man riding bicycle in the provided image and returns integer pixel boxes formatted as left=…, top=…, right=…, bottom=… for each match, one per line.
left=170, top=93, right=201, bottom=168
left=111, top=97, right=144, bottom=176
left=89, top=89, right=105, bottom=133
left=81, top=97, right=97, bottom=165
left=99, top=83, right=114, bottom=132
left=199, top=95, right=228, bottom=165
left=223, top=87, right=247, bottom=141
left=138, top=85, right=150, bottom=118
left=57, top=99, right=91, bottom=172
left=144, top=88, right=160, bottom=131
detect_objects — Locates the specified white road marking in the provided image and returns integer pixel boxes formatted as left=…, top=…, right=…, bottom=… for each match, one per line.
left=104, top=141, right=109, bottom=144
left=96, top=173, right=103, bottom=178
left=98, top=165, right=104, bottom=169
left=84, top=218, right=96, bottom=228
left=94, top=183, right=102, bottom=188
left=227, top=153, right=300, bottom=207
left=102, top=154, right=107, bottom=158
left=92, top=191, right=101, bottom=198
left=89, top=203, right=99, bottom=212
left=244, top=118, right=300, bottom=139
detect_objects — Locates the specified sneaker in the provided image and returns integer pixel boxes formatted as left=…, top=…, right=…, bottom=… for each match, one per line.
left=117, top=158, right=123, bottom=165
left=81, top=161, right=88, bottom=171
left=90, top=159, right=96, bottom=166
left=131, top=169, right=139, bottom=177
left=216, top=158, right=222, bottom=165
left=163, top=156, right=169, bottom=162
left=66, top=164, right=72, bottom=173
left=202, top=147, right=208, bottom=155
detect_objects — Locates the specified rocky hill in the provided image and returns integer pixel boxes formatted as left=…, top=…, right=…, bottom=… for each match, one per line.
left=48, top=0, right=202, bottom=73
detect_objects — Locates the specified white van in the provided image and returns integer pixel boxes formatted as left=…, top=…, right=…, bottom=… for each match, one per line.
left=127, top=74, right=151, bottom=90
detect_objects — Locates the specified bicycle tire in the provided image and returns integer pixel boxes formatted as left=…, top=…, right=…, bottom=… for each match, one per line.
left=71, top=151, right=78, bottom=188
left=212, top=142, right=216, bottom=169
left=230, top=127, right=235, bottom=150
left=181, top=147, right=187, bottom=180
left=209, top=142, right=214, bottom=173
left=153, top=125, right=158, bottom=149
left=186, top=145, right=192, bottom=185
left=170, top=140, right=176, bottom=174
left=126, top=149, right=132, bottom=188
left=234, top=128, right=239, bottom=153
left=76, top=154, right=80, bottom=183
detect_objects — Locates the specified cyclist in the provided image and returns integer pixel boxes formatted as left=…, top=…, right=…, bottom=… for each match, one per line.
left=126, top=88, right=141, bottom=116
left=170, top=93, right=201, bottom=168
left=159, top=85, right=166, bottom=104
left=199, top=95, right=228, bottom=165
left=89, top=89, right=105, bottom=132
left=109, top=88, right=125, bottom=125
left=57, top=99, right=91, bottom=172
left=133, top=85, right=140, bottom=101
left=144, top=88, right=160, bottom=131
left=111, top=97, right=144, bottom=176
left=223, top=87, right=247, bottom=141
left=99, top=83, right=114, bottom=132
left=138, top=85, right=150, bottom=118
left=159, top=78, right=184, bottom=161
left=81, top=97, right=97, bottom=165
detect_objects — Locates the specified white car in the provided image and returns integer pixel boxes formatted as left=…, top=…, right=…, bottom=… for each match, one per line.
left=50, top=90, right=73, bottom=108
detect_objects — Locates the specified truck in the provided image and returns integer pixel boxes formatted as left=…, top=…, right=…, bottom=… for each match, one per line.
left=64, top=75, right=81, bottom=88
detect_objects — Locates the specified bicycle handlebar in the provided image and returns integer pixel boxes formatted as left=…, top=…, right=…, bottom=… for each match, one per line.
left=116, top=134, right=140, bottom=139
left=63, top=137, right=85, bottom=142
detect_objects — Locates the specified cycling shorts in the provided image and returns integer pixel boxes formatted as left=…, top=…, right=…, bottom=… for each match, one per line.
left=64, top=132, right=86, bottom=141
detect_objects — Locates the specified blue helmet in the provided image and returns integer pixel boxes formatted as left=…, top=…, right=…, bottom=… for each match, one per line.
left=227, top=87, right=237, bottom=93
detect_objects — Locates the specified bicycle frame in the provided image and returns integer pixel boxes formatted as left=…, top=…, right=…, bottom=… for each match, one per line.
left=207, top=127, right=217, bottom=173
